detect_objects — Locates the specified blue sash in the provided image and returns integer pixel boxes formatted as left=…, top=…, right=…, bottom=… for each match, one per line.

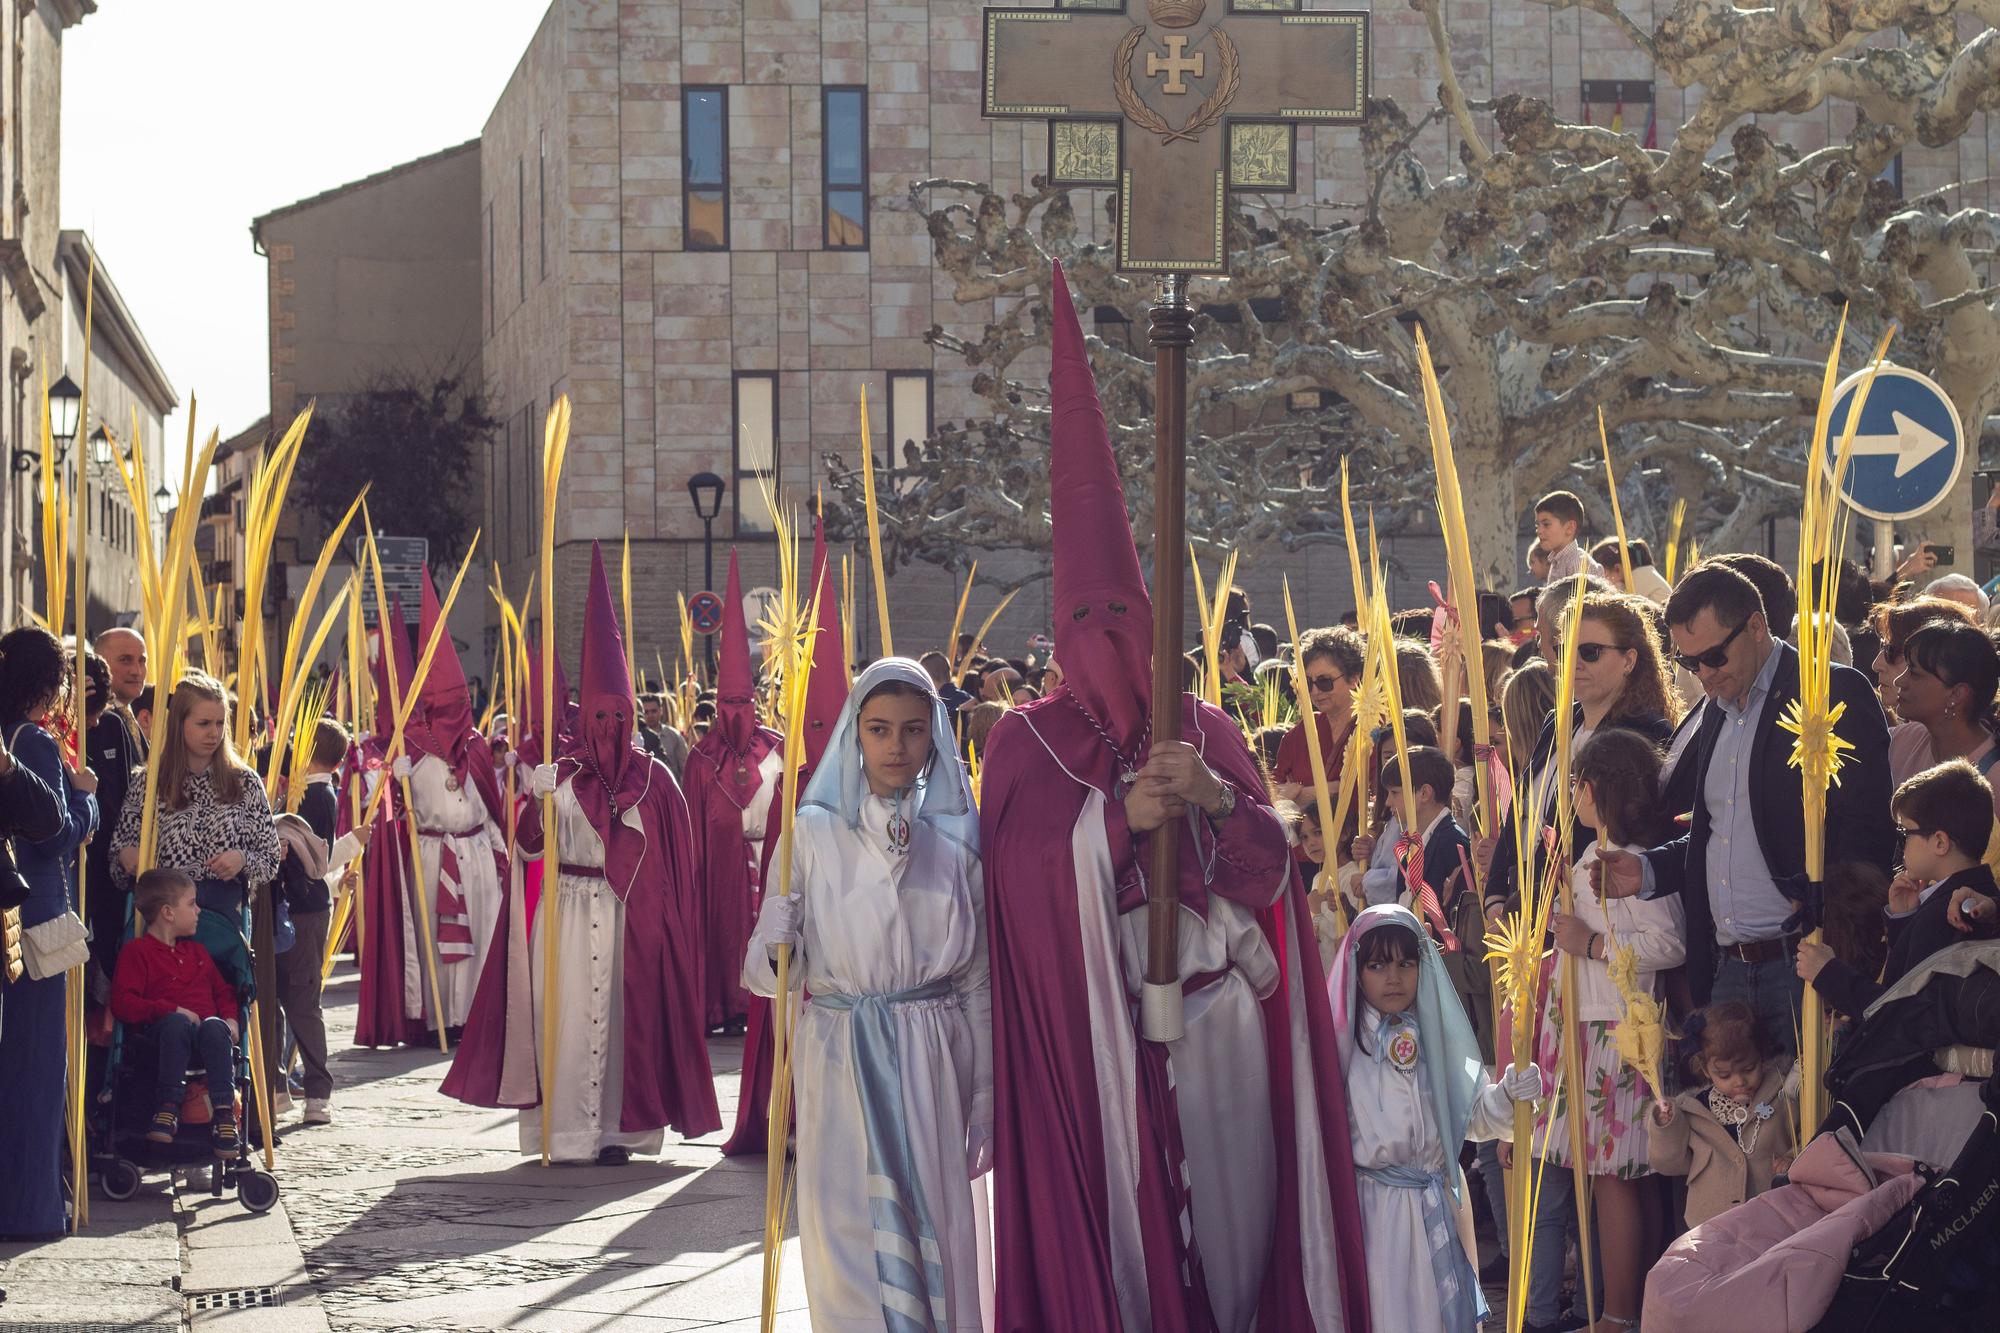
left=813, top=976, right=957, bottom=1332
left=1358, top=1162, right=1487, bottom=1330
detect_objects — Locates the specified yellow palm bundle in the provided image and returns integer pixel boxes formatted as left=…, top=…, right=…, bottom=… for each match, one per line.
left=231, top=406, right=315, bottom=759
left=1605, top=941, right=1666, bottom=1102
left=1781, top=311, right=1895, bottom=1131
left=1283, top=577, right=1345, bottom=935
left=945, top=561, right=978, bottom=675
left=260, top=496, right=364, bottom=795
left=1190, top=545, right=1240, bottom=709
left=282, top=678, right=333, bottom=816
left=1597, top=409, right=1636, bottom=591
left=857, top=385, right=894, bottom=657
left=1665, top=498, right=1688, bottom=587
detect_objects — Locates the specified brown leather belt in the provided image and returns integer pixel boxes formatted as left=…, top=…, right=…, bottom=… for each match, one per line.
left=1719, top=934, right=1799, bottom=965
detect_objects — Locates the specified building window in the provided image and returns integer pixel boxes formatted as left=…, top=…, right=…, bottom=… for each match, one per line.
left=538, top=128, right=548, bottom=280
left=683, top=88, right=729, bottom=251
left=517, top=157, right=527, bottom=304
left=886, top=371, right=931, bottom=492
left=486, top=202, right=495, bottom=332
left=733, top=372, right=777, bottom=534
left=823, top=87, right=868, bottom=249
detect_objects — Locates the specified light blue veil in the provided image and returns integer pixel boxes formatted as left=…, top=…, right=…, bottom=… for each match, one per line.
left=797, top=657, right=980, bottom=856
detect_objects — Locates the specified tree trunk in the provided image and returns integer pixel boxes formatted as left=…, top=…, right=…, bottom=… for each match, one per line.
left=1460, top=442, right=1519, bottom=589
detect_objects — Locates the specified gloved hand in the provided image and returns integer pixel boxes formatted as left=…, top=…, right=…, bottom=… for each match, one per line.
left=1500, top=1062, right=1544, bottom=1104
left=966, top=1121, right=994, bottom=1179
left=757, top=893, right=802, bottom=952
left=503, top=750, right=518, bottom=769
left=526, top=763, right=559, bottom=797
left=391, top=754, right=413, bottom=780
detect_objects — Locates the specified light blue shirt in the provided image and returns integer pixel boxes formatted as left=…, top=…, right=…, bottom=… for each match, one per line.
left=1703, top=641, right=1791, bottom=945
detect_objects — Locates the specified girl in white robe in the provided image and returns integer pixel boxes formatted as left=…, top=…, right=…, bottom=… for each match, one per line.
left=745, top=658, right=992, bottom=1332
left=395, top=749, right=507, bottom=1031
left=1328, top=904, right=1542, bottom=1333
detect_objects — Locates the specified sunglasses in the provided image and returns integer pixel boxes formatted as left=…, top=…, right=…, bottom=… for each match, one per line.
left=1672, top=618, right=1750, bottom=673
left=1307, top=674, right=1344, bottom=694
left=1573, top=642, right=1625, bottom=664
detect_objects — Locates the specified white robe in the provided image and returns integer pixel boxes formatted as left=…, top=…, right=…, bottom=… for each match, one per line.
left=516, top=777, right=663, bottom=1162
left=744, top=798, right=993, bottom=1332
left=1348, top=1004, right=1514, bottom=1333
left=402, top=753, right=506, bottom=1030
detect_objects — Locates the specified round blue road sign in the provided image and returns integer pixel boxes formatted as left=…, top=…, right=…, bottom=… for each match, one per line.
left=689, top=590, right=725, bottom=635
left=1821, top=364, right=1965, bottom=522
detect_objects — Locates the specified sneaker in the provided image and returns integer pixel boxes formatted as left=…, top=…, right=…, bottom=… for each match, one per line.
left=211, top=1117, right=241, bottom=1156
left=302, top=1099, right=332, bottom=1125
left=147, top=1104, right=179, bottom=1143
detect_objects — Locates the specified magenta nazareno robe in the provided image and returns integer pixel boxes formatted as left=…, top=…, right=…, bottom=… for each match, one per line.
left=440, top=756, right=720, bottom=1139
left=353, top=758, right=428, bottom=1048
left=684, top=728, right=781, bottom=1031
left=981, top=690, right=1371, bottom=1333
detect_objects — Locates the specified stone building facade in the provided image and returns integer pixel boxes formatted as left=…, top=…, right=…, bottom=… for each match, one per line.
left=468, top=0, right=1997, bottom=674
left=0, top=1, right=104, bottom=628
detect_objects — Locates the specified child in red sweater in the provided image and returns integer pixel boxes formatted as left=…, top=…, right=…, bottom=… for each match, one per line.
left=110, top=868, right=240, bottom=1152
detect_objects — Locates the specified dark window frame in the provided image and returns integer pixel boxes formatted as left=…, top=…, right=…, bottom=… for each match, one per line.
left=822, top=86, right=869, bottom=250
left=517, top=157, right=527, bottom=304
left=731, top=370, right=779, bottom=537
left=537, top=127, right=548, bottom=280
left=683, top=86, right=731, bottom=252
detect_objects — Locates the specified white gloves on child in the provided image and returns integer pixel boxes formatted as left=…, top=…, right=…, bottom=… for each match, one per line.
left=1500, top=1063, right=1544, bottom=1104
left=503, top=750, right=519, bottom=769
left=391, top=755, right=414, bottom=780
left=757, top=893, right=802, bottom=951
left=526, top=763, right=559, bottom=797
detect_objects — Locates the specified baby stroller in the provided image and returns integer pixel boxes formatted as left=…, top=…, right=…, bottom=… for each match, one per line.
left=89, top=888, right=280, bottom=1214
left=1644, top=941, right=2000, bottom=1332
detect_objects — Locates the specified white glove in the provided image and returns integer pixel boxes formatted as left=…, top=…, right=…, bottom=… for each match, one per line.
left=966, top=1122, right=994, bottom=1179
left=1500, top=1063, right=1544, bottom=1104
left=526, top=763, right=559, bottom=797
left=503, top=750, right=518, bottom=769
left=391, top=755, right=413, bottom=780
left=757, top=893, right=802, bottom=952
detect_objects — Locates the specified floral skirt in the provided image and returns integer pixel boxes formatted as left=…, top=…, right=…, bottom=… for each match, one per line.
left=1533, top=1007, right=1655, bottom=1180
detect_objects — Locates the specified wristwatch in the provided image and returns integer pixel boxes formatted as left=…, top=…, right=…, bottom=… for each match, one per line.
left=1208, top=781, right=1237, bottom=821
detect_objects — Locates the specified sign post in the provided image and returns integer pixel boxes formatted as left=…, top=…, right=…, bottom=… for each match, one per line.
left=983, top=0, right=1369, bottom=1041
left=1823, top=364, right=1966, bottom=578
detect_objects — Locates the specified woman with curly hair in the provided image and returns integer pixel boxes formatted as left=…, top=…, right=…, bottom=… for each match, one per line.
left=0, top=626, right=98, bottom=1238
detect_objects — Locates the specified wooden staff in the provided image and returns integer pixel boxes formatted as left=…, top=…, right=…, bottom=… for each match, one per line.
left=1142, top=274, right=1192, bottom=1045
left=537, top=397, right=571, bottom=1166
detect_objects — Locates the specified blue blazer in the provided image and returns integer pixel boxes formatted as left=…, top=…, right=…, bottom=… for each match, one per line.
left=3, top=719, right=98, bottom=928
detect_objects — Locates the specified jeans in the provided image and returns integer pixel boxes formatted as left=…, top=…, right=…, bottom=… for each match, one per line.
left=1476, top=1138, right=1509, bottom=1258
left=152, top=1012, right=234, bottom=1110
left=1709, top=949, right=1804, bottom=1057
left=1526, top=1164, right=1601, bottom=1325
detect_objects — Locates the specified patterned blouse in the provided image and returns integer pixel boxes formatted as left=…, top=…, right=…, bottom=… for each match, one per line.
left=107, top=764, right=282, bottom=891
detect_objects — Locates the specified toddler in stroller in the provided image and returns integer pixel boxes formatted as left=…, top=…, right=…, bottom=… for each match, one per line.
left=98, top=867, right=277, bottom=1211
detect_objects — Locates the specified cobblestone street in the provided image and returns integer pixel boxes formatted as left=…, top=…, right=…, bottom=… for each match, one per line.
left=270, top=964, right=808, bottom=1331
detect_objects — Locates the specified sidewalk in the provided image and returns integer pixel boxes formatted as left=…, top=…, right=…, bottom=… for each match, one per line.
left=0, top=1194, right=181, bottom=1331
left=255, top=964, right=808, bottom=1331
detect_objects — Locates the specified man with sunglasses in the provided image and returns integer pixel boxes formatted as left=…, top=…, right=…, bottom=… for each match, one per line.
left=1596, top=563, right=1894, bottom=1052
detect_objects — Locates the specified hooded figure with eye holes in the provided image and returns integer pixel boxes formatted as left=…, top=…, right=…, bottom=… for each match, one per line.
left=975, top=263, right=1372, bottom=1333
left=442, top=543, right=718, bottom=1164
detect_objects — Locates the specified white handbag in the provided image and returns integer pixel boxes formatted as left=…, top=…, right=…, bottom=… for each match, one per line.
left=22, top=911, right=88, bottom=980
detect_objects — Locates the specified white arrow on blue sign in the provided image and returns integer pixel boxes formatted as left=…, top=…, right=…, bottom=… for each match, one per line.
left=1821, top=364, right=1965, bottom=522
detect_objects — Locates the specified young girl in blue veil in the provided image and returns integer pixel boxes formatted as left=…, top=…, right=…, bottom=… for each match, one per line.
left=746, top=657, right=991, bottom=1331
left=1328, top=904, right=1542, bottom=1332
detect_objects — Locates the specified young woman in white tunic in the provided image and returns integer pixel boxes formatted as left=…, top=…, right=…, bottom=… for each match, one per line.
left=745, top=658, right=992, bottom=1332
left=1328, top=904, right=1542, bottom=1333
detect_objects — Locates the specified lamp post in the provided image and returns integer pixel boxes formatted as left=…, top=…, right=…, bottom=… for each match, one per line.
left=687, top=471, right=726, bottom=676
left=12, top=372, right=82, bottom=474
left=89, top=424, right=112, bottom=468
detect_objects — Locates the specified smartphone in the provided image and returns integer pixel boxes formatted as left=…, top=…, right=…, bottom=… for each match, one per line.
left=1925, top=543, right=1956, bottom=565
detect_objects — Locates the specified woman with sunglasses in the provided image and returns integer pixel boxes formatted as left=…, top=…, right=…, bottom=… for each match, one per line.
left=1480, top=593, right=1681, bottom=915
left=1884, top=619, right=2000, bottom=806
left=1272, top=625, right=1363, bottom=809
left=1869, top=595, right=1974, bottom=720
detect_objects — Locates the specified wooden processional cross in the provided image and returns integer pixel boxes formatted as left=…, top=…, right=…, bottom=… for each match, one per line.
left=983, top=0, right=1369, bottom=1041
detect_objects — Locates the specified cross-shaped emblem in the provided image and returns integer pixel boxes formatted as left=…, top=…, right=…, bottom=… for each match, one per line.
left=982, top=0, right=1370, bottom=272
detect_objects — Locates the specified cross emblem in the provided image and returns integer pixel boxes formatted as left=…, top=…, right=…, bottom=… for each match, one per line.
left=982, top=0, right=1369, bottom=272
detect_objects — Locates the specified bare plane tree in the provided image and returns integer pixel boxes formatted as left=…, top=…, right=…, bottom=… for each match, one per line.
left=821, top=0, right=2000, bottom=589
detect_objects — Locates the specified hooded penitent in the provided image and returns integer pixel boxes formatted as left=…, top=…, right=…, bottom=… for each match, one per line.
left=355, top=593, right=430, bottom=1047
left=685, top=548, right=785, bottom=1030
left=442, top=542, right=718, bottom=1137
left=408, top=569, right=480, bottom=772
left=1049, top=263, right=1154, bottom=758
left=977, top=261, right=1370, bottom=1333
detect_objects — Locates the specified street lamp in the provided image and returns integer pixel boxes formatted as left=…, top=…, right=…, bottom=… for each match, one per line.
left=10, top=372, right=83, bottom=474
left=89, top=424, right=113, bottom=468
left=152, top=483, right=173, bottom=516
left=687, top=470, right=726, bottom=674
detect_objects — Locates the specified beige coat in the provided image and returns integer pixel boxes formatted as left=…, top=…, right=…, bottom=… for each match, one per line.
left=1646, top=1066, right=1797, bottom=1226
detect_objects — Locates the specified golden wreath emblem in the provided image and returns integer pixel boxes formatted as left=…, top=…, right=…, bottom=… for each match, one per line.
left=1114, top=22, right=1240, bottom=145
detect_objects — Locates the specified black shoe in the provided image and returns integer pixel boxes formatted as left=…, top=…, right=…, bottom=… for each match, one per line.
left=596, top=1146, right=630, bottom=1166
left=1523, top=1316, right=1588, bottom=1333
left=1478, top=1251, right=1510, bottom=1285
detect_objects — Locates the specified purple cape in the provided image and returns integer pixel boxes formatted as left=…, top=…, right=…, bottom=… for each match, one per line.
left=981, top=689, right=1372, bottom=1333
left=684, top=724, right=783, bottom=1031
left=441, top=759, right=720, bottom=1138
